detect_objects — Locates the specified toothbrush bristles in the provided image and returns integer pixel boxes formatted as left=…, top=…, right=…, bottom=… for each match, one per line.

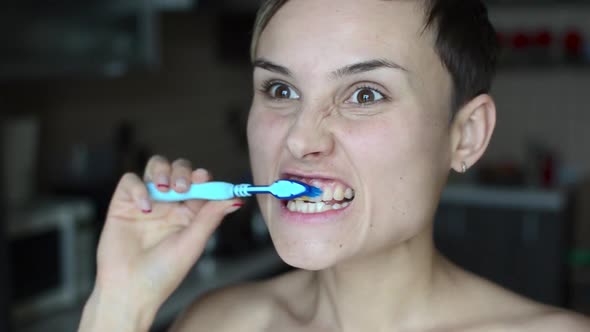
left=307, top=185, right=323, bottom=198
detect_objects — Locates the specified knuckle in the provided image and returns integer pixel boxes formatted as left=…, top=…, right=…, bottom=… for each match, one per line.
left=144, top=155, right=170, bottom=178
left=152, top=160, right=172, bottom=174
left=150, top=154, right=168, bottom=163
left=172, top=158, right=192, bottom=169
left=131, top=184, right=148, bottom=197
left=121, top=172, right=139, bottom=183
left=149, top=155, right=170, bottom=169
left=118, top=173, right=145, bottom=195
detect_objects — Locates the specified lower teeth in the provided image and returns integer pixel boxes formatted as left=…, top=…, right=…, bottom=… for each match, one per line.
left=286, top=200, right=350, bottom=213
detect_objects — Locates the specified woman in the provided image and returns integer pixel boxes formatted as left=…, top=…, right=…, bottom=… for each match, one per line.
left=79, top=0, right=590, bottom=331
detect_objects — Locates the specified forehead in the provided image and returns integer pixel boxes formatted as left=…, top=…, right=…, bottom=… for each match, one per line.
left=257, top=0, right=438, bottom=74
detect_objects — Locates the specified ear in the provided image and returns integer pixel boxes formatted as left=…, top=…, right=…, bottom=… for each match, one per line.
left=450, top=94, right=496, bottom=173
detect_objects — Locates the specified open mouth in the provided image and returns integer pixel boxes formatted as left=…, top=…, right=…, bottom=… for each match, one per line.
left=282, top=176, right=355, bottom=214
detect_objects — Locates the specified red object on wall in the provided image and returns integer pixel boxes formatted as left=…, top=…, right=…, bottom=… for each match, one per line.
left=535, top=30, right=552, bottom=47
left=564, top=29, right=583, bottom=55
left=512, top=32, right=531, bottom=49
left=541, top=155, right=555, bottom=188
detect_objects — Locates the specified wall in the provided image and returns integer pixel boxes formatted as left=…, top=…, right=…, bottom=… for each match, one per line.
left=483, top=4, right=590, bottom=179
left=488, top=70, right=590, bottom=176
left=5, top=8, right=590, bottom=188
left=0, top=114, right=13, bottom=332
left=39, top=11, right=254, bottom=183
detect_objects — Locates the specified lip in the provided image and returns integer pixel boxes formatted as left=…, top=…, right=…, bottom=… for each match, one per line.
left=277, top=168, right=356, bottom=224
left=279, top=169, right=354, bottom=189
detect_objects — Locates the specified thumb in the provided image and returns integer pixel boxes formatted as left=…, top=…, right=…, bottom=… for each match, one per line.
left=174, top=199, right=243, bottom=260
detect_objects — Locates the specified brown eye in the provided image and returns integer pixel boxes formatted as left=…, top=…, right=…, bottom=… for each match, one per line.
left=357, top=89, right=375, bottom=103
left=267, top=83, right=300, bottom=100
left=348, top=87, right=385, bottom=105
left=275, top=85, right=291, bottom=98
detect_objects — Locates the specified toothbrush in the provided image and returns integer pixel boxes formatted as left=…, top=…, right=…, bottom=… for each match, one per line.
left=146, top=179, right=322, bottom=202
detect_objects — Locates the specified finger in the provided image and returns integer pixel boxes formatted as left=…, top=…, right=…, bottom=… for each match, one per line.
left=191, top=168, right=211, bottom=183
left=143, top=155, right=171, bottom=191
left=173, top=199, right=244, bottom=262
left=184, top=168, right=211, bottom=214
left=170, top=159, right=192, bottom=193
left=112, top=173, right=152, bottom=214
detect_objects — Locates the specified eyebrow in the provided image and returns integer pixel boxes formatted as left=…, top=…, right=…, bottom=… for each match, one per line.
left=253, top=59, right=292, bottom=76
left=253, top=58, right=408, bottom=79
left=331, top=59, right=409, bottom=79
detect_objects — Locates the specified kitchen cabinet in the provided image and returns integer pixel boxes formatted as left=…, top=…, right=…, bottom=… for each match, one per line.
left=0, top=0, right=159, bottom=79
left=435, top=185, right=568, bottom=306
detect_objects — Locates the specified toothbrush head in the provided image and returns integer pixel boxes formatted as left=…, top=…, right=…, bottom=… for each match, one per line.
left=270, top=180, right=323, bottom=200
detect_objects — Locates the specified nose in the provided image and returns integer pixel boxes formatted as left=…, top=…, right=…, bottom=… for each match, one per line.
left=286, top=107, right=335, bottom=161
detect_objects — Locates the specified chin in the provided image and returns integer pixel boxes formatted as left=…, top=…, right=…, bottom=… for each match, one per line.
left=270, top=232, right=344, bottom=271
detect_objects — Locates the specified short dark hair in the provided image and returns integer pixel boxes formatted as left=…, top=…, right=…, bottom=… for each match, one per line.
left=423, top=0, right=499, bottom=113
left=251, top=0, right=499, bottom=114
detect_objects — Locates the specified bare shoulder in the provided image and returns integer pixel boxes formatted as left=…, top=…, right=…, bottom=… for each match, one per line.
left=168, top=281, right=274, bottom=332
left=168, top=269, right=309, bottom=332
left=444, top=262, right=590, bottom=331
left=472, top=282, right=590, bottom=331
left=507, top=309, right=590, bottom=332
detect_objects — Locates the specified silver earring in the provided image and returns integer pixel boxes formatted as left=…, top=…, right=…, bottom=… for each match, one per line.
left=461, top=162, right=467, bottom=173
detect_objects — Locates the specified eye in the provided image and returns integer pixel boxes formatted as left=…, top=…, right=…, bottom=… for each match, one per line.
left=347, top=87, right=385, bottom=105
left=263, top=82, right=300, bottom=100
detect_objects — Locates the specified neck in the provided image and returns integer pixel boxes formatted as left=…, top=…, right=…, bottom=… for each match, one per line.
left=310, top=226, right=449, bottom=331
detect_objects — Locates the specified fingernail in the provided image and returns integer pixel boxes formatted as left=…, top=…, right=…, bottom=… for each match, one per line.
left=139, top=199, right=151, bottom=212
left=142, top=209, right=152, bottom=214
left=157, top=175, right=169, bottom=188
left=175, top=178, right=188, bottom=190
left=225, top=203, right=244, bottom=214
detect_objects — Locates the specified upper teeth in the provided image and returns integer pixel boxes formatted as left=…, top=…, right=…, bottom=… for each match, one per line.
left=286, top=180, right=355, bottom=214
left=299, top=183, right=355, bottom=203
left=344, top=188, right=354, bottom=199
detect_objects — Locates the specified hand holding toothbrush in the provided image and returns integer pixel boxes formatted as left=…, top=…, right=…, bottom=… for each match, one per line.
left=79, top=156, right=243, bottom=332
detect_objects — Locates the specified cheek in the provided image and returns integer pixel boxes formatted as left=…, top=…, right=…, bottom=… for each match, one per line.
left=346, top=111, right=448, bottom=175
left=339, top=114, right=448, bottom=233
left=350, top=119, right=413, bottom=204
left=340, top=116, right=414, bottom=180
left=247, top=108, right=287, bottom=178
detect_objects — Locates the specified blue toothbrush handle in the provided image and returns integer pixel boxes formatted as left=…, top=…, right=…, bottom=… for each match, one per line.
left=146, top=180, right=314, bottom=201
left=147, top=182, right=248, bottom=201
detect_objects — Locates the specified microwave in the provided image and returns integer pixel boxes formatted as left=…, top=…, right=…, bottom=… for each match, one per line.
left=7, top=199, right=96, bottom=322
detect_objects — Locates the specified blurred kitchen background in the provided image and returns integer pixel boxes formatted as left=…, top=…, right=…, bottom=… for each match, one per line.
left=1, top=0, right=590, bottom=331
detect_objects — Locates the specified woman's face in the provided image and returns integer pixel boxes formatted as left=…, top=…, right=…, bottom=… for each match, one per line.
left=248, top=0, right=454, bottom=269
